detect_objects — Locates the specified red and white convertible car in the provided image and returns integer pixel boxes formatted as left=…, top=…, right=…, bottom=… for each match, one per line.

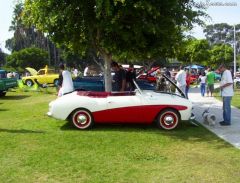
left=47, top=78, right=195, bottom=130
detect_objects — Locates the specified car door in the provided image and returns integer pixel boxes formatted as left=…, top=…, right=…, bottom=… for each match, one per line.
left=35, top=70, right=46, bottom=84
left=105, top=93, right=144, bottom=123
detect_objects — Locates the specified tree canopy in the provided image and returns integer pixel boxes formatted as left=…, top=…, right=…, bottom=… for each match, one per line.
left=177, top=38, right=234, bottom=68
left=203, top=23, right=240, bottom=53
left=177, top=38, right=210, bottom=65
left=6, top=47, right=48, bottom=71
left=209, top=43, right=233, bottom=68
left=24, top=0, right=205, bottom=91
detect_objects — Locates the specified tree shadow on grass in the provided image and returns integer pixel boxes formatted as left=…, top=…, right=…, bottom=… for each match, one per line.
left=1, top=95, right=30, bottom=100
left=60, top=120, right=232, bottom=149
left=0, top=109, right=9, bottom=112
left=0, top=128, right=45, bottom=134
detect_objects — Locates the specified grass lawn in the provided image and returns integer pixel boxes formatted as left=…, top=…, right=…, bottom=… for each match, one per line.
left=214, top=88, right=240, bottom=109
left=1, top=89, right=240, bottom=183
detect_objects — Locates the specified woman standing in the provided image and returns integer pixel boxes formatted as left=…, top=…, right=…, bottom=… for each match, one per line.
left=199, top=72, right=207, bottom=97
left=185, top=69, right=191, bottom=99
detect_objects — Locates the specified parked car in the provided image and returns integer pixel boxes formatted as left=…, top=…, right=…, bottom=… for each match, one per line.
left=48, top=76, right=195, bottom=130
left=0, top=70, right=18, bottom=97
left=22, top=66, right=59, bottom=87
left=137, top=67, right=159, bottom=83
left=73, top=76, right=156, bottom=91
left=234, top=77, right=240, bottom=89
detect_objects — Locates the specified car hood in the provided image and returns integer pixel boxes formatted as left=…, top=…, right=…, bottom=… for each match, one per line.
left=25, top=67, right=38, bottom=76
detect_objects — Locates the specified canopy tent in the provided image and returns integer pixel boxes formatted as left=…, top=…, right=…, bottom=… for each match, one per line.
left=185, top=65, right=204, bottom=69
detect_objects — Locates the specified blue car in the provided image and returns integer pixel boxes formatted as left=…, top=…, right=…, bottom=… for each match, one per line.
left=73, top=76, right=155, bottom=91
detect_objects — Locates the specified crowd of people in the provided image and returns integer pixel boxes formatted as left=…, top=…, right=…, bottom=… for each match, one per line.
left=174, top=64, right=234, bottom=126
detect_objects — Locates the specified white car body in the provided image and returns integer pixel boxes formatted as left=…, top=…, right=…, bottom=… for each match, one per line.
left=48, top=79, right=194, bottom=130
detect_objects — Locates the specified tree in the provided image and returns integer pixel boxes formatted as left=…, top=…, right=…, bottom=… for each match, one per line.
left=6, top=47, right=48, bottom=70
left=177, top=38, right=210, bottom=65
left=24, top=0, right=205, bottom=91
left=203, top=23, right=240, bottom=54
left=6, top=1, right=61, bottom=67
left=0, top=48, right=7, bottom=66
left=209, top=43, right=233, bottom=68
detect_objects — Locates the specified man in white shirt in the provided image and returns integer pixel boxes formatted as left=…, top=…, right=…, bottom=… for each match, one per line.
left=175, top=65, right=186, bottom=96
left=73, top=68, right=78, bottom=77
left=218, top=64, right=234, bottom=126
left=58, top=63, right=74, bottom=97
left=83, top=66, right=89, bottom=76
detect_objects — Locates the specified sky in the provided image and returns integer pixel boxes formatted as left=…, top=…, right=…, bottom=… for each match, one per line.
left=0, top=0, right=240, bottom=53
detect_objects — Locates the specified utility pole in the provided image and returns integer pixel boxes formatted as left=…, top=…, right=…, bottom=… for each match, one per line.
left=233, top=25, right=236, bottom=77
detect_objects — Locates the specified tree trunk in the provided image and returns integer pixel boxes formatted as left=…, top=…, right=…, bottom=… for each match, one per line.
left=102, top=53, right=112, bottom=92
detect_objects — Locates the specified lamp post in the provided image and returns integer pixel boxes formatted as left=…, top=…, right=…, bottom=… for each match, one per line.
left=233, top=25, right=236, bottom=77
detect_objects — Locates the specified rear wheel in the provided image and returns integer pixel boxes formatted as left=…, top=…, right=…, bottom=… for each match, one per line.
left=157, top=109, right=180, bottom=130
left=71, top=109, right=94, bottom=129
left=25, top=79, right=34, bottom=87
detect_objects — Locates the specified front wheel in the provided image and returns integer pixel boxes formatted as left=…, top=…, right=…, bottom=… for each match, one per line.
left=157, top=109, right=180, bottom=130
left=25, top=79, right=34, bottom=87
left=71, top=109, right=94, bottom=130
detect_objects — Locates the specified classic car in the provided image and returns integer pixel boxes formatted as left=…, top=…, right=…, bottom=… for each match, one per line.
left=234, top=77, right=240, bottom=89
left=22, top=65, right=59, bottom=87
left=137, top=67, right=160, bottom=83
left=0, top=70, right=18, bottom=97
left=48, top=76, right=195, bottom=130
left=73, top=76, right=155, bottom=91
left=137, top=67, right=198, bottom=84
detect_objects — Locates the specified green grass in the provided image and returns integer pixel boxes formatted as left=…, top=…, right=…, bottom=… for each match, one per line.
left=214, top=88, right=240, bottom=109
left=1, top=89, right=240, bottom=183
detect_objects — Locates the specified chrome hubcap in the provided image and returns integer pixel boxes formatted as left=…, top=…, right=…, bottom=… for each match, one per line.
left=164, top=115, right=174, bottom=125
left=77, top=114, right=88, bottom=124
left=27, top=81, right=32, bottom=86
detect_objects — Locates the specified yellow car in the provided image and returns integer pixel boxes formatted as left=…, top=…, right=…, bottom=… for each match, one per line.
left=22, top=66, right=59, bottom=87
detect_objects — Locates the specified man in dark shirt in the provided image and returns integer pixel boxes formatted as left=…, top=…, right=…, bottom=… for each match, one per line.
left=163, top=67, right=171, bottom=78
left=126, top=63, right=136, bottom=91
left=111, top=61, right=126, bottom=92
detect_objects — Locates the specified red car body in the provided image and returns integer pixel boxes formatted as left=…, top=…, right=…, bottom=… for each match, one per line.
left=137, top=67, right=198, bottom=84
left=137, top=67, right=160, bottom=83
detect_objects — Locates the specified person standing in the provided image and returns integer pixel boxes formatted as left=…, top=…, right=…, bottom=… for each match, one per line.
left=126, top=63, right=136, bottom=91
left=72, top=67, right=79, bottom=77
left=206, top=68, right=215, bottom=97
left=58, top=63, right=74, bottom=97
left=111, top=61, right=126, bottom=92
left=218, top=64, right=234, bottom=126
left=163, top=67, right=171, bottom=78
left=185, top=69, right=191, bottom=99
left=199, top=72, right=207, bottom=97
left=83, top=65, right=89, bottom=76
left=175, top=65, right=186, bottom=95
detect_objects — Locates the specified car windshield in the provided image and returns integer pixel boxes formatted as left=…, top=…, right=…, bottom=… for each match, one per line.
left=134, top=74, right=186, bottom=98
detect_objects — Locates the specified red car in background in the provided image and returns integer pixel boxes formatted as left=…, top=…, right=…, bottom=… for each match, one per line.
left=137, top=67, right=198, bottom=84
left=137, top=67, right=160, bottom=83
left=189, top=73, right=199, bottom=84
left=137, top=67, right=199, bottom=84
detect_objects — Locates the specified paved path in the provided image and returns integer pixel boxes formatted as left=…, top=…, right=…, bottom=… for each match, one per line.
left=188, top=86, right=240, bottom=149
